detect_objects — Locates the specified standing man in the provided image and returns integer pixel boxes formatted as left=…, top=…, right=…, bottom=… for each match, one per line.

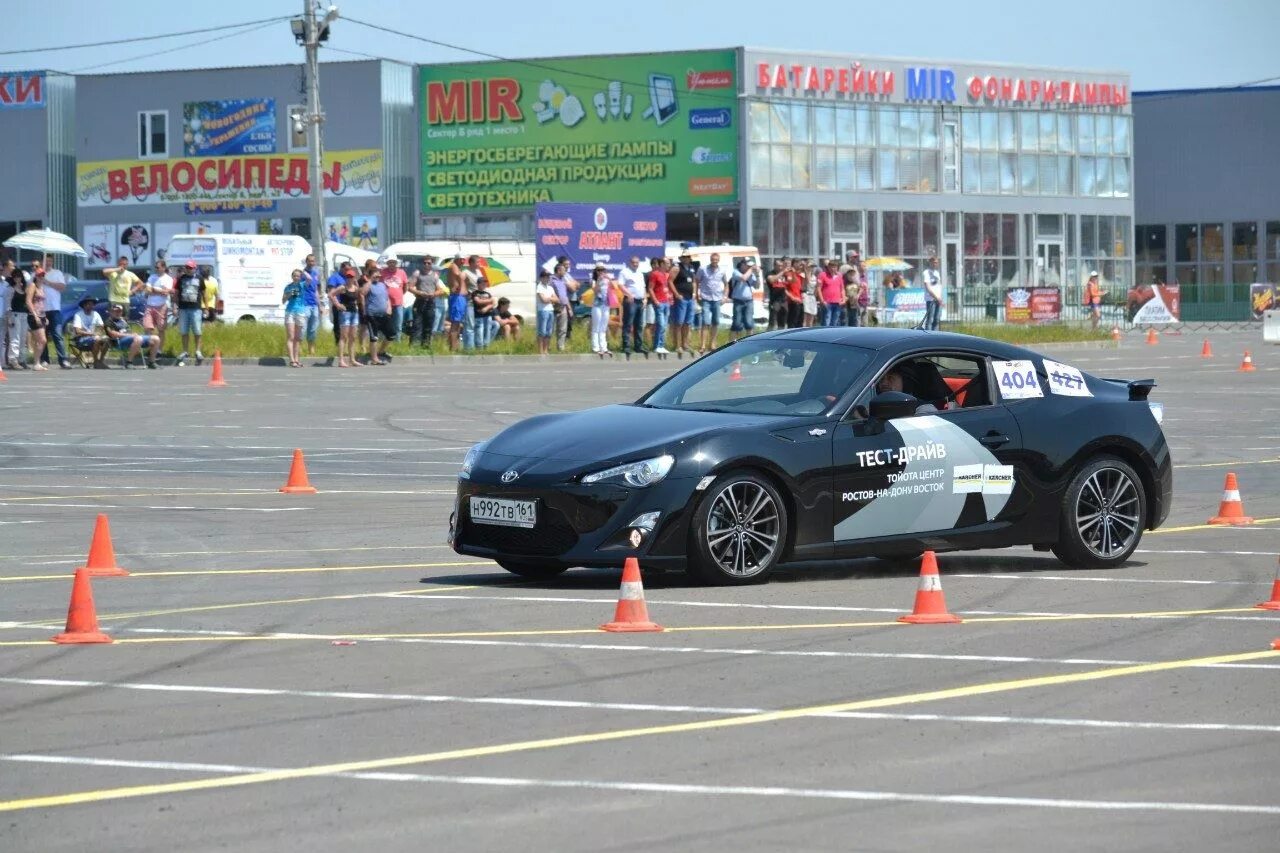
left=728, top=259, right=758, bottom=341
left=646, top=257, right=672, bottom=355
left=200, top=265, right=219, bottom=323
left=361, top=265, right=394, bottom=365
left=696, top=252, right=728, bottom=355
left=380, top=254, right=408, bottom=344
left=173, top=259, right=207, bottom=365
left=472, top=279, right=496, bottom=349
left=327, top=261, right=349, bottom=347
left=921, top=256, right=943, bottom=331
left=460, top=255, right=483, bottom=349
left=766, top=258, right=788, bottom=331
left=143, top=260, right=173, bottom=358
left=104, top=255, right=142, bottom=315
left=549, top=261, right=576, bottom=352
left=617, top=255, right=648, bottom=358
left=39, top=254, right=71, bottom=368
left=301, top=252, right=323, bottom=356
left=670, top=252, right=698, bottom=358
left=1083, top=270, right=1103, bottom=330
left=408, top=255, right=439, bottom=347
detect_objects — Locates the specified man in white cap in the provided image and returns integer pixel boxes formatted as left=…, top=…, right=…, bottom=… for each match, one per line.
left=1083, top=270, right=1102, bottom=330
left=379, top=254, right=408, bottom=343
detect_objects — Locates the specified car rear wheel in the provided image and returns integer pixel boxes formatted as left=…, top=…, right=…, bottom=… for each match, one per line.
left=687, top=471, right=788, bottom=585
left=496, top=559, right=570, bottom=580
left=1051, top=456, right=1146, bottom=569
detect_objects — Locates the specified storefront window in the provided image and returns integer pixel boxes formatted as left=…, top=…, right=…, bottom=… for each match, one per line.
left=1113, top=158, right=1130, bottom=197
left=1113, top=115, right=1130, bottom=155
left=793, top=210, right=813, bottom=258
left=772, top=210, right=791, bottom=254
left=770, top=146, right=792, bottom=189
left=881, top=211, right=900, bottom=256
left=1057, top=114, right=1074, bottom=153
left=920, top=110, right=939, bottom=148
left=961, top=111, right=979, bottom=150
left=879, top=106, right=899, bottom=147
left=854, top=149, right=874, bottom=190
left=814, top=105, right=835, bottom=145
left=1175, top=224, right=1198, bottom=263
left=1078, top=157, right=1096, bottom=196
left=751, top=209, right=770, bottom=255
left=1037, top=113, right=1055, bottom=152
left=749, top=102, right=771, bottom=143
left=814, top=147, right=836, bottom=190
left=789, top=102, right=811, bottom=144
left=999, top=112, right=1016, bottom=150
left=1095, top=115, right=1113, bottom=155
left=980, top=111, right=998, bottom=149
left=1019, top=113, right=1038, bottom=151
left=1201, top=224, right=1225, bottom=261
left=1078, top=114, right=1095, bottom=154
left=750, top=144, right=771, bottom=189
left=1266, top=221, right=1280, bottom=259
left=1095, top=156, right=1113, bottom=197
left=791, top=146, right=810, bottom=188
left=1019, top=155, right=1037, bottom=193
left=833, top=210, right=862, bottom=234
left=879, top=150, right=899, bottom=191
left=835, top=106, right=856, bottom=145
left=899, top=108, right=920, bottom=147
left=1232, top=222, right=1257, bottom=259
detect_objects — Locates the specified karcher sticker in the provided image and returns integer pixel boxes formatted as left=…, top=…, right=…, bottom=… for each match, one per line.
left=952, top=464, right=984, bottom=494
left=1042, top=359, right=1092, bottom=397
left=993, top=359, right=1043, bottom=400
left=982, top=464, right=1015, bottom=495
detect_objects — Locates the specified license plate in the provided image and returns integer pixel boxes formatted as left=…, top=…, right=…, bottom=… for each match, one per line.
left=469, top=496, right=537, bottom=529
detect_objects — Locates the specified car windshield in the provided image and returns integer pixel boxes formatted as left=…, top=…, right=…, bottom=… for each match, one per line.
left=639, top=340, right=873, bottom=417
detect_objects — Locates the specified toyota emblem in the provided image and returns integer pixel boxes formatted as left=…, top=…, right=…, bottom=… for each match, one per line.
left=501, top=469, right=520, bottom=483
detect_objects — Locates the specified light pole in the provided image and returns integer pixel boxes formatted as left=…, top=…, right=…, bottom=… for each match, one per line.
left=292, top=2, right=338, bottom=333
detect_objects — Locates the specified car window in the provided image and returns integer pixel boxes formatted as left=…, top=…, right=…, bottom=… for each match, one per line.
left=642, top=340, right=872, bottom=417
left=854, top=351, right=993, bottom=415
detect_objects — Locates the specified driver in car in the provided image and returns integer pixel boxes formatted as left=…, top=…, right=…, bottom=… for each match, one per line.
left=877, top=368, right=943, bottom=414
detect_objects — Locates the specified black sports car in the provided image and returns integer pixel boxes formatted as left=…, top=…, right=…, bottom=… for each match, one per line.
left=450, top=327, right=1171, bottom=585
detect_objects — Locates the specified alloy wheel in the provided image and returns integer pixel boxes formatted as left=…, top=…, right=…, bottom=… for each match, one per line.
left=1075, top=466, right=1141, bottom=559
left=705, top=481, right=781, bottom=578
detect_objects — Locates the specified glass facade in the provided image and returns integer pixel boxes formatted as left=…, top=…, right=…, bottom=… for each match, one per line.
left=750, top=103, right=1130, bottom=199
left=1136, top=220, right=1280, bottom=318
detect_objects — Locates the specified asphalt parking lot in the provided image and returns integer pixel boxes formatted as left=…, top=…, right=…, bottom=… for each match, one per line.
left=1, top=329, right=1278, bottom=852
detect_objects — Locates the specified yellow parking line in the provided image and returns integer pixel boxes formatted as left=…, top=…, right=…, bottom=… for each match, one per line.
left=0, top=604, right=1261, bottom=647
left=1152, top=517, right=1280, bottom=534
left=0, top=646, right=1273, bottom=813
left=0, top=561, right=492, bottom=583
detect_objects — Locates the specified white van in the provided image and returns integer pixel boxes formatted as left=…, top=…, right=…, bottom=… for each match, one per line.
left=382, top=240, right=537, bottom=320
left=164, top=234, right=380, bottom=322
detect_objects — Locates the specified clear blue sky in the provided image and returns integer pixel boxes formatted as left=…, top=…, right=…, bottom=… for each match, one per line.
left=3, top=0, right=1277, bottom=91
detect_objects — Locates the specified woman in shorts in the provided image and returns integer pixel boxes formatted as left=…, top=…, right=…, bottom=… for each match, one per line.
left=330, top=270, right=364, bottom=368
left=281, top=269, right=308, bottom=368
left=535, top=270, right=557, bottom=356
left=24, top=269, right=49, bottom=371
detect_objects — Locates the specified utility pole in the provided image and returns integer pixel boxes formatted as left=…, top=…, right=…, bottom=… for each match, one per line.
left=295, top=2, right=338, bottom=330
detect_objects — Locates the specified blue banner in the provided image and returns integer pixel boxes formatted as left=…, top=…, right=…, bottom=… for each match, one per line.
left=535, top=202, right=666, bottom=280
left=183, top=98, right=276, bottom=156
left=883, top=287, right=927, bottom=326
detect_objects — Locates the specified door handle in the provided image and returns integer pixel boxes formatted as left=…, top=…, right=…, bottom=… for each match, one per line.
left=980, top=433, right=1010, bottom=447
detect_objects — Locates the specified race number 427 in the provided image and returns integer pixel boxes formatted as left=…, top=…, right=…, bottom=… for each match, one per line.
left=993, top=360, right=1043, bottom=399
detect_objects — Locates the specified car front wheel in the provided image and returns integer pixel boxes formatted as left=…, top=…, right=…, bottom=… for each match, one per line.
left=1052, top=456, right=1146, bottom=569
left=687, top=471, right=788, bottom=585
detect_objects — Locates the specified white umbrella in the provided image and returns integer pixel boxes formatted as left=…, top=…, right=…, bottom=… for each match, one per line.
left=3, top=228, right=88, bottom=258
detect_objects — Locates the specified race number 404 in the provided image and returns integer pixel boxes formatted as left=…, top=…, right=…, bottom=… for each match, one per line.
left=993, top=360, right=1043, bottom=400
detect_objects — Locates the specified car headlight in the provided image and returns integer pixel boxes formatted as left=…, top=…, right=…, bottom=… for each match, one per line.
left=582, top=454, right=675, bottom=487
left=459, top=442, right=486, bottom=479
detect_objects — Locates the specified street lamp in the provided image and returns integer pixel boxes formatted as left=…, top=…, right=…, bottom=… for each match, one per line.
left=292, top=2, right=338, bottom=339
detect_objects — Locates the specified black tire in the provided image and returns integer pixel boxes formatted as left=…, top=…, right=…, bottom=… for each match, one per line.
left=496, top=559, right=570, bottom=580
left=1051, top=455, right=1146, bottom=569
left=687, top=470, right=789, bottom=585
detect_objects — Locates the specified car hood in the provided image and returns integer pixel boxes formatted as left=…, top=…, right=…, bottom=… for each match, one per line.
left=481, top=404, right=780, bottom=466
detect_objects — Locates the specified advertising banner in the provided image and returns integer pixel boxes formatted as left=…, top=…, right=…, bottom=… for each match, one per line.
left=0, top=71, right=44, bottom=109
left=1127, top=283, right=1180, bottom=324
left=119, top=224, right=152, bottom=267
left=76, top=149, right=383, bottom=208
left=183, top=98, right=276, bottom=156
left=82, top=224, right=117, bottom=268
left=883, top=287, right=927, bottom=326
left=1004, top=287, right=1062, bottom=324
left=1250, top=283, right=1277, bottom=321
left=534, top=203, right=665, bottom=279
left=420, top=51, right=737, bottom=212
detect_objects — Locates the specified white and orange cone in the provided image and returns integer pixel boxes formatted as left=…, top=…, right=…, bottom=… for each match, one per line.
left=898, top=551, right=962, bottom=624
left=1256, top=558, right=1280, bottom=611
left=600, top=557, right=663, bottom=633
left=1239, top=351, right=1256, bottom=372
left=1207, top=472, right=1254, bottom=526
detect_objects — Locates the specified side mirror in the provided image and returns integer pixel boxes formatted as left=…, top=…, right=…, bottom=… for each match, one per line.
left=868, top=391, right=920, bottom=420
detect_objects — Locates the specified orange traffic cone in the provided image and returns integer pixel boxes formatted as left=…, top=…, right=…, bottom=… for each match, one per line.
left=600, top=557, right=663, bottom=632
left=0, top=361, right=6, bottom=382
left=1145, top=328, right=1158, bottom=345
left=1256, top=558, right=1280, bottom=611
left=207, top=350, right=227, bottom=387
left=79, top=513, right=129, bottom=577
left=1272, top=638, right=1280, bottom=651
left=1207, top=472, right=1254, bottom=525
left=1110, top=327, right=1121, bottom=343
left=898, top=551, right=962, bottom=624
left=1201, top=339, right=1213, bottom=358
left=279, top=449, right=318, bottom=494
left=52, top=569, right=113, bottom=644
left=1239, top=351, right=1256, bottom=372
left=729, top=362, right=743, bottom=382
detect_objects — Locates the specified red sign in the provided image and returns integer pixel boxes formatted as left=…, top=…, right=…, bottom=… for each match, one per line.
left=967, top=75, right=1128, bottom=106
left=686, top=70, right=734, bottom=90
left=755, top=62, right=896, bottom=96
left=0, top=72, right=44, bottom=109
left=1005, top=287, right=1062, bottom=324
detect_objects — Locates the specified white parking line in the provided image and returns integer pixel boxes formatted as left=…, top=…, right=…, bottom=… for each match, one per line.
left=951, top=573, right=1272, bottom=586
left=4, top=755, right=1277, bottom=815
left=115, top=629, right=1280, bottom=668
left=5, top=677, right=1279, bottom=734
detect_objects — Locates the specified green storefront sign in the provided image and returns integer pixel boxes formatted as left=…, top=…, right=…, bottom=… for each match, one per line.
left=420, top=50, right=738, bottom=212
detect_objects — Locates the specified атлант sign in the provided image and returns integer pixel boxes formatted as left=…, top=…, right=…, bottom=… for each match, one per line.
left=535, top=203, right=666, bottom=280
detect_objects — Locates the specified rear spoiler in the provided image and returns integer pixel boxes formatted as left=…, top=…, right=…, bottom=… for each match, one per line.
left=1100, top=378, right=1156, bottom=401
